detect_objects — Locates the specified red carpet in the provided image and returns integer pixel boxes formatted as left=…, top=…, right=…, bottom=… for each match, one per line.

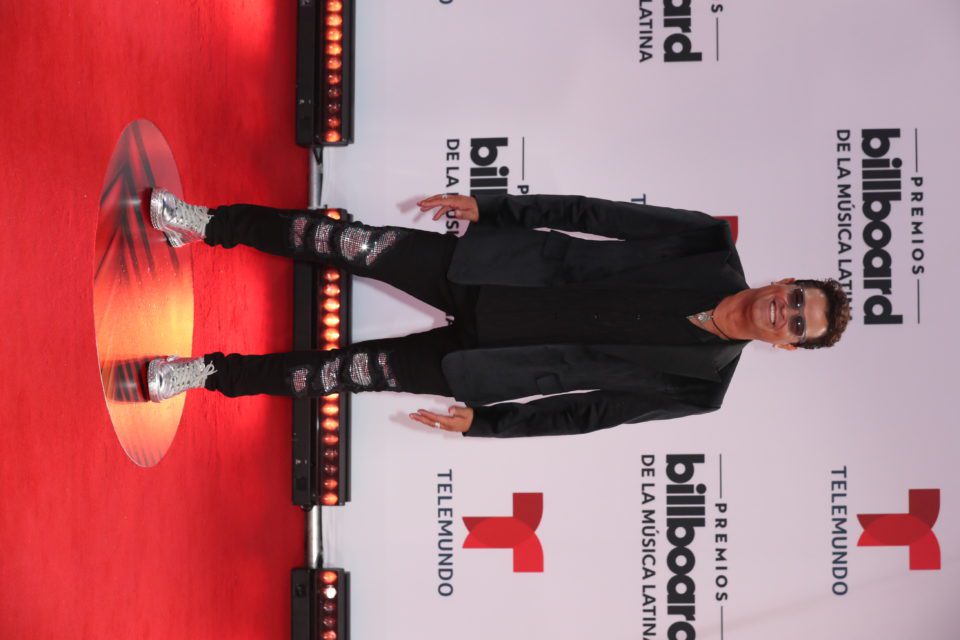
left=1, top=2, right=307, bottom=637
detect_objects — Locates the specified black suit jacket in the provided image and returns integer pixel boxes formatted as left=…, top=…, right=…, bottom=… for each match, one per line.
left=439, top=194, right=748, bottom=438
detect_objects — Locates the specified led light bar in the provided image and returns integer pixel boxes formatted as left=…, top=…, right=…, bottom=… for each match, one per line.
left=292, top=568, right=351, bottom=640
left=293, top=209, right=352, bottom=507
left=296, top=0, right=356, bottom=146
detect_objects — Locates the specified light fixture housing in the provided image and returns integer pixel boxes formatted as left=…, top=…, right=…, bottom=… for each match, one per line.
left=293, top=209, right=352, bottom=507
left=292, top=567, right=351, bottom=640
left=296, top=0, right=356, bottom=147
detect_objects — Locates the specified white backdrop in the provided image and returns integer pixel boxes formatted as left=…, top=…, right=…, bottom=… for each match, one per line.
left=318, top=1, right=960, bottom=638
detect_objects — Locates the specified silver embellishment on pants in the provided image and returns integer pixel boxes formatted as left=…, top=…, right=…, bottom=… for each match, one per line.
left=343, top=227, right=399, bottom=266
left=291, top=217, right=309, bottom=250
left=293, top=350, right=399, bottom=395
left=318, top=354, right=344, bottom=394
left=310, top=220, right=401, bottom=267
left=313, top=220, right=335, bottom=256
left=348, top=352, right=372, bottom=387
left=377, top=352, right=398, bottom=389
left=291, top=366, right=310, bottom=393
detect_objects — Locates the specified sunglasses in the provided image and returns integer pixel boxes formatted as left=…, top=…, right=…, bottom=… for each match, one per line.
left=788, top=286, right=806, bottom=343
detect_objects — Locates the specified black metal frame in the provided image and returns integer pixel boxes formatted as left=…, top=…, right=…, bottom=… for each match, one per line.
left=292, top=568, right=351, bottom=640
left=292, top=247, right=352, bottom=508
left=295, top=0, right=356, bottom=147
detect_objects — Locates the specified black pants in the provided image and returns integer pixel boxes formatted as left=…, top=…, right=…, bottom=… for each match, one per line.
left=202, top=204, right=476, bottom=398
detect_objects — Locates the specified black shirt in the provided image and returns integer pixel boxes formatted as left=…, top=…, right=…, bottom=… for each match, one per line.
left=472, top=285, right=731, bottom=347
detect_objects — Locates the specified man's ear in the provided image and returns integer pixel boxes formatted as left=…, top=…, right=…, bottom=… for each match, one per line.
left=775, top=277, right=796, bottom=285
left=774, top=343, right=798, bottom=351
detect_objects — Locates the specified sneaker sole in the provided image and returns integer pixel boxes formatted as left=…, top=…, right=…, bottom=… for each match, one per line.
left=147, top=358, right=164, bottom=402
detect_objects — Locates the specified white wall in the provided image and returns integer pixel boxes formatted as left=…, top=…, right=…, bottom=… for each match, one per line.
left=320, top=2, right=960, bottom=638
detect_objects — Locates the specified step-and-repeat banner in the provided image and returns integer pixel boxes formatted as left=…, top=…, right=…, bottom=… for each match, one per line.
left=318, top=2, right=959, bottom=638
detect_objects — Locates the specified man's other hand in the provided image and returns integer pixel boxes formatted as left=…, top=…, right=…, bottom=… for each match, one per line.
left=409, top=406, right=474, bottom=433
left=418, top=194, right=479, bottom=223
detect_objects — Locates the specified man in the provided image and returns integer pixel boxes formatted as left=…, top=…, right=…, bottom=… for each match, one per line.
left=146, top=189, right=850, bottom=437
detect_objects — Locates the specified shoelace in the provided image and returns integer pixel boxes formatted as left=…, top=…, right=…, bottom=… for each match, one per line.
left=172, top=201, right=211, bottom=235
left=164, top=359, right=217, bottom=395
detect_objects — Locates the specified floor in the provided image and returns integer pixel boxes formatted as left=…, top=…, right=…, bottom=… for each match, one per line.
left=0, top=1, right=309, bottom=637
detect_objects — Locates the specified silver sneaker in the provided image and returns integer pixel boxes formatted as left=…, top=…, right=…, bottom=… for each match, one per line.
left=149, top=188, right=212, bottom=248
left=147, top=356, right=217, bottom=402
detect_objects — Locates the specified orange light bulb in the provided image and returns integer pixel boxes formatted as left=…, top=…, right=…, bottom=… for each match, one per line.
left=325, top=130, right=341, bottom=143
left=321, top=418, right=339, bottom=432
left=321, top=493, right=339, bottom=506
left=326, top=14, right=343, bottom=27
left=321, top=570, right=339, bottom=584
left=323, top=284, right=341, bottom=297
left=322, top=313, right=340, bottom=328
left=321, top=404, right=339, bottom=417
left=327, top=1, right=343, bottom=11
left=323, top=328, right=340, bottom=343
left=326, top=28, right=342, bottom=42
left=323, top=299, right=340, bottom=312
left=325, top=43, right=343, bottom=56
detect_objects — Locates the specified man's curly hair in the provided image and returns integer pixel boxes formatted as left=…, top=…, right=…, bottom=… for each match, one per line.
left=793, top=278, right=851, bottom=349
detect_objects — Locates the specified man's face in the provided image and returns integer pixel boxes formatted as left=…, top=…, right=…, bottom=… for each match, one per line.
left=743, top=279, right=829, bottom=348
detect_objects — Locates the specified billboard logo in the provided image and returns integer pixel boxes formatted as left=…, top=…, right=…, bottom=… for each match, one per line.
left=463, top=492, right=544, bottom=573
left=833, top=127, right=927, bottom=325
left=857, top=488, right=941, bottom=571
left=468, top=137, right=512, bottom=197
left=440, top=135, right=530, bottom=238
left=638, top=1, right=725, bottom=64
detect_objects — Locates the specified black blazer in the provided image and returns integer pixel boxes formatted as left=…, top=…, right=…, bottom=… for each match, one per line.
left=440, top=194, right=748, bottom=438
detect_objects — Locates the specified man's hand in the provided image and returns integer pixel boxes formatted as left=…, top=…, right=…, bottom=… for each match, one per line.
left=409, top=406, right=474, bottom=433
left=418, top=194, right=479, bottom=223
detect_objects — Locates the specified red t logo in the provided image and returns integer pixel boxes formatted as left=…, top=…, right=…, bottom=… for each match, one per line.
left=857, top=489, right=941, bottom=571
left=463, top=492, right=544, bottom=573
left=715, top=215, right=738, bottom=242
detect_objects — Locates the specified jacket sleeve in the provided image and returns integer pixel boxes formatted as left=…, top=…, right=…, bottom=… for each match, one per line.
left=463, top=389, right=716, bottom=438
left=473, top=193, right=724, bottom=241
